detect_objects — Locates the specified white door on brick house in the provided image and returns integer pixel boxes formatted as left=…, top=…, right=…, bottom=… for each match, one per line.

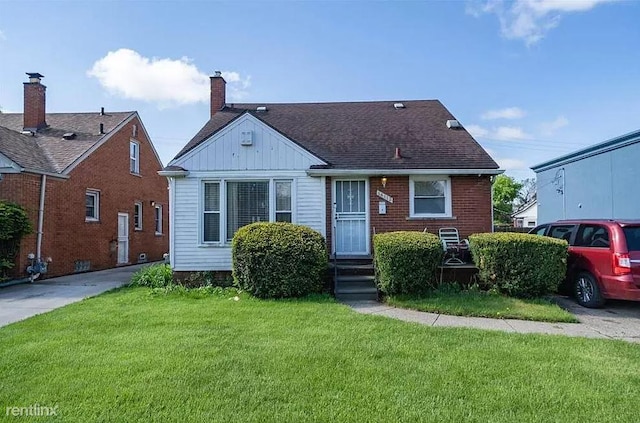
left=334, top=179, right=369, bottom=255
left=117, top=213, right=129, bottom=264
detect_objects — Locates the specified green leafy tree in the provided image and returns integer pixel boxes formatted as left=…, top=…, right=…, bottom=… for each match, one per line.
left=492, top=175, right=523, bottom=224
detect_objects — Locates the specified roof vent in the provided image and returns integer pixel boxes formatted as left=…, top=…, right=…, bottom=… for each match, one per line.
left=62, top=132, right=76, bottom=140
left=240, top=131, right=253, bottom=146
left=99, top=123, right=105, bottom=134
left=394, top=147, right=402, bottom=159
left=20, top=130, right=34, bottom=136
left=393, top=103, right=405, bottom=109
left=446, top=120, right=462, bottom=129
left=256, top=106, right=268, bottom=112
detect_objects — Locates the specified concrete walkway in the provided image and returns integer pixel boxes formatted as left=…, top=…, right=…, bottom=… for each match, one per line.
left=0, top=264, right=148, bottom=327
left=345, top=300, right=640, bottom=343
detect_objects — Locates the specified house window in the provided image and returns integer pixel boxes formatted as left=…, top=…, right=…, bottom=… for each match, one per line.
left=227, top=181, right=269, bottom=241
left=85, top=190, right=100, bottom=221
left=134, top=202, right=142, bottom=230
left=203, top=182, right=220, bottom=242
left=130, top=141, right=140, bottom=174
left=201, top=179, right=295, bottom=244
left=155, top=205, right=162, bottom=235
left=275, top=180, right=292, bottom=222
left=409, top=176, right=452, bottom=217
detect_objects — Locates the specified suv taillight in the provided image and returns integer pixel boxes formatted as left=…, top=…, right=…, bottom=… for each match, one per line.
left=613, top=253, right=631, bottom=275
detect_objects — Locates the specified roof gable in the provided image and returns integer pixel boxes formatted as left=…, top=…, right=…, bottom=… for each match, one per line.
left=0, top=111, right=134, bottom=174
left=174, top=100, right=499, bottom=171
left=170, top=113, right=326, bottom=171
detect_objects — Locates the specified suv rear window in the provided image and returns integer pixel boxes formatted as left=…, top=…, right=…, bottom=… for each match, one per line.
left=548, top=225, right=575, bottom=242
left=575, top=224, right=610, bottom=248
left=623, top=227, right=640, bottom=251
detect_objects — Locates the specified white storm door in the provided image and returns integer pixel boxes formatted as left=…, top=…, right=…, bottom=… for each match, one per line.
left=117, top=213, right=129, bottom=264
left=334, top=180, right=368, bottom=255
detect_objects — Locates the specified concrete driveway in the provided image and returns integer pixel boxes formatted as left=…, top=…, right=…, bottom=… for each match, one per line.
left=0, top=264, right=149, bottom=327
left=553, top=296, right=640, bottom=342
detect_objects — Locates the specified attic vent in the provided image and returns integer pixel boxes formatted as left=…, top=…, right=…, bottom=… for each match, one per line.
left=256, top=106, right=268, bottom=112
left=393, top=103, right=405, bottom=109
left=240, top=131, right=253, bottom=146
left=446, top=119, right=462, bottom=129
left=62, top=132, right=76, bottom=140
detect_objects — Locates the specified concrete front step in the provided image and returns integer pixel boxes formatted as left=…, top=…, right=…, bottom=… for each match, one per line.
left=335, top=291, right=378, bottom=301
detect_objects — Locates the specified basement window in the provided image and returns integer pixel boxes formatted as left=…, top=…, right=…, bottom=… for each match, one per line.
left=85, top=190, right=100, bottom=221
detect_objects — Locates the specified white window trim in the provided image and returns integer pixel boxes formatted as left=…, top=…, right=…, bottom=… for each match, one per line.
left=154, top=204, right=163, bottom=235
left=130, top=140, right=140, bottom=174
left=203, top=181, right=222, bottom=243
left=134, top=201, right=143, bottom=230
left=85, top=189, right=100, bottom=222
left=199, top=178, right=296, bottom=246
left=409, top=176, right=452, bottom=218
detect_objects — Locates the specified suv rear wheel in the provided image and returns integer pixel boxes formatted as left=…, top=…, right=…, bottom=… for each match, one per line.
left=574, top=271, right=605, bottom=308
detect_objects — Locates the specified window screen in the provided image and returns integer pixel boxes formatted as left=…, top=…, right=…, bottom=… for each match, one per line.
left=203, top=183, right=220, bottom=242
left=414, top=180, right=446, bottom=214
left=275, top=181, right=292, bottom=222
left=227, top=181, right=269, bottom=241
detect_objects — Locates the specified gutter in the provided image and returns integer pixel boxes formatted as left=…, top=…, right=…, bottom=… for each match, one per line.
left=158, top=170, right=190, bottom=178
left=306, top=168, right=504, bottom=177
left=37, top=174, right=46, bottom=260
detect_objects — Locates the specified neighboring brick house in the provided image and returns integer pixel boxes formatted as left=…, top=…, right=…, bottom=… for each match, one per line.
left=161, top=72, right=501, bottom=277
left=0, top=73, right=168, bottom=279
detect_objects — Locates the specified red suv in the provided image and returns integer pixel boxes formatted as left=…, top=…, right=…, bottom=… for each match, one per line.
left=530, top=220, right=640, bottom=308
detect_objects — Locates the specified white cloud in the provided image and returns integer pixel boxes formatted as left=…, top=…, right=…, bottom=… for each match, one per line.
left=466, top=124, right=490, bottom=138
left=481, top=107, right=526, bottom=120
left=494, top=126, right=532, bottom=140
left=87, top=48, right=250, bottom=108
left=468, top=0, right=618, bottom=45
left=540, top=115, right=569, bottom=135
left=497, top=158, right=528, bottom=170
left=0, top=29, right=5, bottom=41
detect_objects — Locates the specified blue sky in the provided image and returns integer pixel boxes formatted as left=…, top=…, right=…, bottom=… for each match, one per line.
left=1, top=0, right=638, bottom=180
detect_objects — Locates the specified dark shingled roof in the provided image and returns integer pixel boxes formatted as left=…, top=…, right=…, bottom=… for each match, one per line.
left=173, top=100, right=498, bottom=170
left=0, top=112, right=134, bottom=174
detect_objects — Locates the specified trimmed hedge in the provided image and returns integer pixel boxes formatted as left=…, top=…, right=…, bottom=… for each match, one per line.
left=373, top=231, right=443, bottom=295
left=469, top=232, right=568, bottom=298
left=232, top=222, right=328, bottom=298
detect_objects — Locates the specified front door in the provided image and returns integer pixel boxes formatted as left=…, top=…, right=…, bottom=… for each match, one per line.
left=117, top=213, right=129, bottom=264
left=334, top=179, right=368, bottom=255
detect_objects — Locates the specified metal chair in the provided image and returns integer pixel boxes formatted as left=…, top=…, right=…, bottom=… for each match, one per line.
left=438, top=227, right=469, bottom=265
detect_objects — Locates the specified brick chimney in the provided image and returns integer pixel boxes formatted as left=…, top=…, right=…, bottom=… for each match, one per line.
left=23, top=73, right=47, bottom=131
left=210, top=71, right=226, bottom=117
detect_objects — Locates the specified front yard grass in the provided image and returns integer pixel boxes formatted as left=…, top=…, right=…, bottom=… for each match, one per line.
left=387, top=289, right=578, bottom=323
left=1, top=287, right=638, bottom=422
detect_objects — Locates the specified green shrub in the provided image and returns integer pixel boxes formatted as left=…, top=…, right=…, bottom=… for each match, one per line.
left=373, top=231, right=443, bottom=295
left=469, top=232, right=568, bottom=298
left=0, top=201, right=32, bottom=279
left=232, top=222, right=328, bottom=298
left=130, top=264, right=174, bottom=288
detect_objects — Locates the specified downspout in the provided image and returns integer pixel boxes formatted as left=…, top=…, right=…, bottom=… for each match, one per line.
left=37, top=174, right=46, bottom=260
left=561, top=168, right=566, bottom=219
left=490, top=176, right=495, bottom=232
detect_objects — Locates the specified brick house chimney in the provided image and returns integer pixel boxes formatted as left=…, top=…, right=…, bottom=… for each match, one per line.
left=23, top=72, right=47, bottom=131
left=210, top=71, right=226, bottom=117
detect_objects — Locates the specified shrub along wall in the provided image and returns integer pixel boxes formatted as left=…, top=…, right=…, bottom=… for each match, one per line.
left=374, top=231, right=443, bottom=295
left=232, top=222, right=328, bottom=299
left=469, top=232, right=568, bottom=298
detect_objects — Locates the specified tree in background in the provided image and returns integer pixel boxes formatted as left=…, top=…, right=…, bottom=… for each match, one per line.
left=516, top=177, right=536, bottom=208
left=492, top=175, right=523, bottom=224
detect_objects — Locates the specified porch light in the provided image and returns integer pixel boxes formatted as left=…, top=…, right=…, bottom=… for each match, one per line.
left=381, top=177, right=388, bottom=188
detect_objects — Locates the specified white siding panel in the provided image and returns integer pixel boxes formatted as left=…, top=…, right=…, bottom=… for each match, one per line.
left=171, top=114, right=325, bottom=171
left=172, top=177, right=231, bottom=271
left=296, top=176, right=326, bottom=236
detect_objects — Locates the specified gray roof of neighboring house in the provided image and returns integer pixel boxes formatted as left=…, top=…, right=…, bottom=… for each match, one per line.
left=173, top=100, right=499, bottom=170
left=0, top=112, right=134, bottom=174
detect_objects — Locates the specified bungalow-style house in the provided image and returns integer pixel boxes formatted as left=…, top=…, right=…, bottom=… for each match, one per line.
left=0, top=73, right=168, bottom=279
left=161, top=72, right=501, bottom=283
left=512, top=199, right=537, bottom=228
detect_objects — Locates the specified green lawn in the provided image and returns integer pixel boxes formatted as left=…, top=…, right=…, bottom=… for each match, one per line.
left=1, top=288, right=638, bottom=422
left=387, top=289, right=578, bottom=323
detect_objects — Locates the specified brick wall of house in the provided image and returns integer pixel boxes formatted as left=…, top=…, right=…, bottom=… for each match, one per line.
left=323, top=175, right=492, bottom=255
left=0, top=116, right=169, bottom=279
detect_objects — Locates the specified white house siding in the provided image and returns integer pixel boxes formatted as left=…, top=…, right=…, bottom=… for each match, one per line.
left=171, top=114, right=324, bottom=171
left=168, top=114, right=327, bottom=272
